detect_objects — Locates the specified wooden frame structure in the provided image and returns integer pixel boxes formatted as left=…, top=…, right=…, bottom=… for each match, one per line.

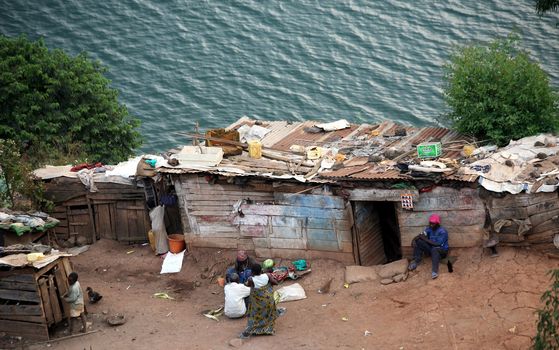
left=0, top=257, right=72, bottom=341
left=43, top=177, right=151, bottom=244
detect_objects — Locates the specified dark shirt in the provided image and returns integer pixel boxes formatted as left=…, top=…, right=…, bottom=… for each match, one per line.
left=425, top=226, right=449, bottom=251
left=235, top=256, right=257, bottom=273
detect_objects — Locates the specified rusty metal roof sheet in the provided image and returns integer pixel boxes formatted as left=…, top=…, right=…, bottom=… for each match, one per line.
left=269, top=121, right=359, bottom=151
left=163, top=117, right=478, bottom=183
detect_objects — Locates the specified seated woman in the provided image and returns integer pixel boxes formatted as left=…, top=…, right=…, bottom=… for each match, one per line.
left=226, top=250, right=257, bottom=284
left=240, top=263, right=278, bottom=339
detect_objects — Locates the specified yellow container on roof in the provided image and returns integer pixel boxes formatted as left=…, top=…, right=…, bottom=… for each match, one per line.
left=248, top=140, right=262, bottom=159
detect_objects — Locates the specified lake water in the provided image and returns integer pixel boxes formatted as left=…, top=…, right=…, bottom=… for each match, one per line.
left=1, top=1, right=558, bottom=153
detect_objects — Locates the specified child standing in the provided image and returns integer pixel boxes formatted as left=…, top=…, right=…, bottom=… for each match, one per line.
left=63, top=272, right=87, bottom=333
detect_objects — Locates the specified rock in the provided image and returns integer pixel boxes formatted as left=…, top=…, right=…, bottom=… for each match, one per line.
left=59, top=239, right=73, bottom=248
left=31, top=244, right=52, bottom=254
left=504, top=159, right=514, bottom=167
left=534, top=141, right=545, bottom=147
left=536, top=152, right=548, bottom=160
left=76, top=236, right=88, bottom=246
left=394, top=127, right=407, bottom=137
left=195, top=281, right=201, bottom=288
left=368, top=155, right=383, bottom=163
left=378, top=259, right=408, bottom=279
left=345, top=265, right=379, bottom=284
left=229, top=338, right=243, bottom=347
left=384, top=148, right=405, bottom=160
left=102, top=310, right=109, bottom=315
left=107, top=314, right=126, bottom=326
left=380, top=279, right=394, bottom=285
left=200, top=273, right=208, bottom=279
left=393, top=273, right=407, bottom=283
left=529, top=170, right=541, bottom=178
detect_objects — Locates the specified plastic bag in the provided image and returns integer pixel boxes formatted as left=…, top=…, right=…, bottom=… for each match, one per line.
left=149, top=206, right=169, bottom=255
left=275, top=283, right=307, bottom=303
left=292, top=259, right=307, bottom=271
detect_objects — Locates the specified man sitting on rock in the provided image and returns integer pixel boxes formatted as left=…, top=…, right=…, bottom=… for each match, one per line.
left=408, top=214, right=449, bottom=279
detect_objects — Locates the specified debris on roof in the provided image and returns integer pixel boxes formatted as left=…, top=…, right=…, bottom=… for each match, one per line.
left=160, top=117, right=479, bottom=184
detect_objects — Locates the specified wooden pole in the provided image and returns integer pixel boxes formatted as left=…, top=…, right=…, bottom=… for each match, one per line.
left=86, top=195, right=97, bottom=243
left=31, top=329, right=100, bottom=345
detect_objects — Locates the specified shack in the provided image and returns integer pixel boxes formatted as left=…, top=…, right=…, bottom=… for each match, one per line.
left=34, top=165, right=153, bottom=246
left=0, top=254, right=72, bottom=341
left=158, top=117, right=559, bottom=265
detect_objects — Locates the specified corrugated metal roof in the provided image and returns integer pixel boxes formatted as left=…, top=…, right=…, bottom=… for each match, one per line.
left=269, top=121, right=359, bottom=151
left=162, top=117, right=478, bottom=183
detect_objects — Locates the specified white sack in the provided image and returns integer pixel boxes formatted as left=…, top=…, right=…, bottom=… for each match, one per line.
left=276, top=283, right=307, bottom=303
left=149, top=206, right=169, bottom=255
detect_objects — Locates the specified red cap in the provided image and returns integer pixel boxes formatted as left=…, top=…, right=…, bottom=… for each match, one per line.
left=237, top=250, right=248, bottom=261
left=429, top=214, right=441, bottom=224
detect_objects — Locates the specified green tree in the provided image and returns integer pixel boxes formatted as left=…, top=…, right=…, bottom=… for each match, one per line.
left=533, top=269, right=559, bottom=349
left=443, top=34, right=559, bottom=146
left=0, top=139, right=45, bottom=209
left=0, top=35, right=142, bottom=165
left=536, top=0, right=559, bottom=14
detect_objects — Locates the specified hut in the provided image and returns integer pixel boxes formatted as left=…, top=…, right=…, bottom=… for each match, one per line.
left=34, top=165, right=153, bottom=245
left=0, top=254, right=72, bottom=341
left=158, top=117, right=559, bottom=265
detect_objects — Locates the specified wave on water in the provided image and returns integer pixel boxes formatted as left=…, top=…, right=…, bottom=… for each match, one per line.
left=1, top=0, right=558, bottom=152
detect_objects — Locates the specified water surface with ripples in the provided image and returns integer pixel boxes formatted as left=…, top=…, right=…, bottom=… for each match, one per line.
left=1, top=1, right=558, bottom=153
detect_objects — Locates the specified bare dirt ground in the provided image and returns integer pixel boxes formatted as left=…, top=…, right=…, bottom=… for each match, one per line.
left=9, top=239, right=559, bottom=350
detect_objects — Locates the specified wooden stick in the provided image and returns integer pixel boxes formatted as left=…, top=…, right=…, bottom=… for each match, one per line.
left=86, top=195, right=97, bottom=243
left=295, top=184, right=323, bottom=194
left=32, top=329, right=99, bottom=345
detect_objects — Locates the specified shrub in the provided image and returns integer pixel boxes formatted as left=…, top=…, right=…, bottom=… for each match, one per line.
left=443, top=34, right=559, bottom=146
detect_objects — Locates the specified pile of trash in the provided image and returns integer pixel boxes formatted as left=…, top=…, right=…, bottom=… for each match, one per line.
left=461, top=134, right=559, bottom=193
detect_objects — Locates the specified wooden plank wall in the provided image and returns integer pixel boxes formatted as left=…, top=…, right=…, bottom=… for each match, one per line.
left=175, top=175, right=354, bottom=263
left=397, top=187, right=486, bottom=249
left=0, top=258, right=74, bottom=341
left=244, top=193, right=353, bottom=263
left=485, top=192, right=559, bottom=252
left=115, top=200, right=151, bottom=243
left=175, top=175, right=274, bottom=251
left=45, top=177, right=148, bottom=244
left=353, top=202, right=387, bottom=266
left=0, top=271, right=50, bottom=340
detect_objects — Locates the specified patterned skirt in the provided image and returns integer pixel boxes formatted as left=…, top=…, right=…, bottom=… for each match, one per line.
left=243, top=284, right=277, bottom=336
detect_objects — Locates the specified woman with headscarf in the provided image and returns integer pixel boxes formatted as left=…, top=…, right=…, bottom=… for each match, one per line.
left=240, top=263, right=278, bottom=339
left=408, top=214, right=449, bottom=279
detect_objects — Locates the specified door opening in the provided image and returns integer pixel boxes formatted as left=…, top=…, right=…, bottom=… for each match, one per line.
left=352, top=201, right=402, bottom=266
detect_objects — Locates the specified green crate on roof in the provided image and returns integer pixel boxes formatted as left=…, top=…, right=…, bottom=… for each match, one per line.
left=417, top=142, right=442, bottom=158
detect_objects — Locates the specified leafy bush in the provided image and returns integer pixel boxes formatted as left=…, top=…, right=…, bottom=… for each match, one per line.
left=0, top=139, right=47, bottom=210
left=536, top=0, right=559, bottom=14
left=443, top=34, right=559, bottom=146
left=533, top=269, right=559, bottom=349
left=0, top=35, right=142, bottom=166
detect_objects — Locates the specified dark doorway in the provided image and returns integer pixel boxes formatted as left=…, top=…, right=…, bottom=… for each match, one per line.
left=352, top=201, right=402, bottom=265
